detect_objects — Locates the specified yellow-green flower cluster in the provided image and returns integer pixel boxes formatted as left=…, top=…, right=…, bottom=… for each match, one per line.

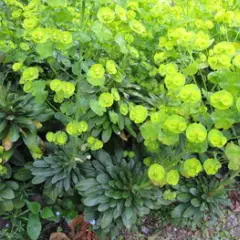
left=66, top=121, right=88, bottom=136
left=148, top=163, right=166, bottom=186
left=208, top=42, right=237, bottom=70
left=163, top=190, right=177, bottom=201
left=179, top=84, right=201, bottom=103
left=87, top=137, right=103, bottom=151
left=210, top=90, right=233, bottom=110
left=203, top=158, right=222, bottom=175
left=87, top=64, right=105, bottom=86
left=208, top=129, right=227, bottom=148
left=20, top=67, right=39, bottom=84
left=148, top=163, right=180, bottom=186
left=97, top=7, right=115, bottom=23
left=50, top=79, right=75, bottom=103
left=129, top=19, right=146, bottom=35
left=181, top=158, right=203, bottom=178
left=106, top=60, right=117, bottom=75
left=164, top=114, right=187, bottom=134
left=46, top=131, right=68, bottom=145
left=129, top=105, right=148, bottom=124
left=31, top=28, right=49, bottom=44
left=164, top=72, right=186, bottom=90
left=119, top=103, right=129, bottom=116
left=23, top=16, right=39, bottom=29
left=186, top=123, right=207, bottom=143
left=0, top=146, right=7, bottom=176
left=98, top=92, right=114, bottom=108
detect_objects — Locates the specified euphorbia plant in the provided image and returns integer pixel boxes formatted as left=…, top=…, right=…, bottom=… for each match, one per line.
left=1, top=0, right=240, bottom=238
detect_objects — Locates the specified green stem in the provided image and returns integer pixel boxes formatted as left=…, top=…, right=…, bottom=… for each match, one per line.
left=16, top=209, right=29, bottom=218
left=234, top=30, right=240, bottom=42
left=46, top=98, right=59, bottom=112
left=213, top=170, right=240, bottom=194
left=73, top=0, right=86, bottom=159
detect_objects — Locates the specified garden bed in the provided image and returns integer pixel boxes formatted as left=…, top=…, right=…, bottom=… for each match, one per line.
left=1, top=0, right=240, bottom=239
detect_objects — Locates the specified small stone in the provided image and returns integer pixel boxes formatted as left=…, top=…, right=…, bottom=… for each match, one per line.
left=141, top=226, right=150, bottom=235
left=231, top=227, right=240, bottom=238
left=226, top=215, right=238, bottom=228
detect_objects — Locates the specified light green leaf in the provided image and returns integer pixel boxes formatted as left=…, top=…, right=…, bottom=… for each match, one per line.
left=27, top=214, right=42, bottom=240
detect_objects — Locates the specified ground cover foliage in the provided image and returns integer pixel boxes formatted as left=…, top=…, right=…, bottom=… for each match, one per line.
left=0, top=0, right=240, bottom=239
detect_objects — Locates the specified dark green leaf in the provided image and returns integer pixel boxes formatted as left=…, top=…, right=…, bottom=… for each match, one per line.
left=41, top=207, right=54, bottom=219
left=0, top=188, right=15, bottom=200
left=26, top=201, right=41, bottom=215
left=101, top=128, right=112, bottom=143
left=183, top=206, right=196, bottom=218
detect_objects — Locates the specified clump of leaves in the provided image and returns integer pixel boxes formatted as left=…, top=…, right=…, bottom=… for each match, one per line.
left=0, top=180, right=20, bottom=215
left=76, top=149, right=168, bottom=238
left=0, top=84, right=52, bottom=155
left=171, top=175, right=231, bottom=228
left=30, top=143, right=88, bottom=202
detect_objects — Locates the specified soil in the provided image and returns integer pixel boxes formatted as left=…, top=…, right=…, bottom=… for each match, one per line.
left=120, top=190, right=240, bottom=240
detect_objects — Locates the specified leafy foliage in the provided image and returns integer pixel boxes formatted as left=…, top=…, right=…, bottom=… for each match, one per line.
left=171, top=175, right=231, bottom=228
left=76, top=149, right=168, bottom=237
left=0, top=0, right=240, bottom=238
left=31, top=143, right=87, bottom=202
left=0, top=84, right=52, bottom=157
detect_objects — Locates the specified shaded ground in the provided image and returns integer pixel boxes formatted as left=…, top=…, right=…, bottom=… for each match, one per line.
left=120, top=190, right=240, bottom=240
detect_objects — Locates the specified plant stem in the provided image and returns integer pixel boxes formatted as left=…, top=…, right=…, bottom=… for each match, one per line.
left=73, top=0, right=86, bottom=159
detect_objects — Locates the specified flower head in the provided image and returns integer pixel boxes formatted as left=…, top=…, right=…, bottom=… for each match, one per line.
left=181, top=158, right=202, bottom=178
left=210, top=90, right=233, bottom=110
left=97, top=7, right=115, bottom=23
left=148, top=163, right=166, bottom=185
left=129, top=19, right=146, bottom=34
left=99, top=92, right=114, bottom=108
left=165, top=73, right=186, bottom=90
left=208, top=129, right=227, bottom=148
left=87, top=64, right=105, bottom=86
left=164, top=114, right=187, bottom=134
left=31, top=28, right=49, bottom=43
left=186, top=123, right=207, bottom=143
left=129, top=105, right=148, bottom=124
left=203, top=158, right=222, bottom=175
left=180, top=84, right=201, bottom=103
left=20, top=67, right=39, bottom=83
left=166, top=170, right=180, bottom=185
